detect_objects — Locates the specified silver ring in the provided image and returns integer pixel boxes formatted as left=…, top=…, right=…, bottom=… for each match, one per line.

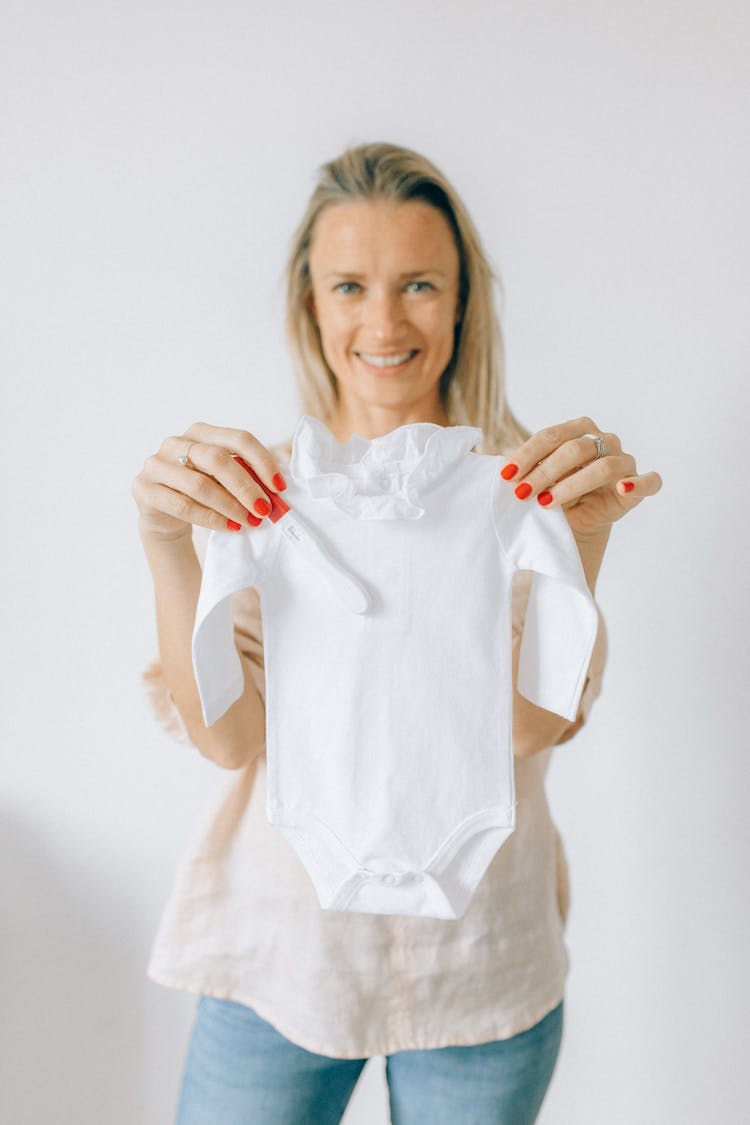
left=177, top=442, right=197, bottom=470
left=583, top=433, right=606, bottom=460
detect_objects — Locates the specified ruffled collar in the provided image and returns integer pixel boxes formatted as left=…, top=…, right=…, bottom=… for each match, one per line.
left=289, top=414, right=483, bottom=520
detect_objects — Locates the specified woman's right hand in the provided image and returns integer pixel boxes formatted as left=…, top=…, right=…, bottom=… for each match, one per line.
left=131, top=422, right=288, bottom=539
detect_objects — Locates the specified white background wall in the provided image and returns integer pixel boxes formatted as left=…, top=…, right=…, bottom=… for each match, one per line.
left=2, top=1, right=748, bottom=1122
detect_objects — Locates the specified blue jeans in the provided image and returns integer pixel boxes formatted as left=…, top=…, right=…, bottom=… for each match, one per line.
left=175, top=995, right=564, bottom=1124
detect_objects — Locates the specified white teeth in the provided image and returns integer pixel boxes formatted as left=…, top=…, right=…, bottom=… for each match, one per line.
left=358, top=351, right=414, bottom=368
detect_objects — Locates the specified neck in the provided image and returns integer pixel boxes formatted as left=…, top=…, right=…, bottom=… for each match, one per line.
left=325, top=399, right=452, bottom=444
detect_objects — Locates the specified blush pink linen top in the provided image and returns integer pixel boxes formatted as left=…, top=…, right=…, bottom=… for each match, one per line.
left=143, top=437, right=608, bottom=1059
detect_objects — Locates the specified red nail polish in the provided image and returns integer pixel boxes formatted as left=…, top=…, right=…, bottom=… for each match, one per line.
left=226, top=519, right=242, bottom=531
left=247, top=512, right=262, bottom=526
left=515, top=482, right=532, bottom=500
left=272, top=472, right=287, bottom=491
left=254, top=498, right=272, bottom=516
left=622, top=480, right=635, bottom=493
left=537, top=491, right=553, bottom=506
left=501, top=463, right=518, bottom=481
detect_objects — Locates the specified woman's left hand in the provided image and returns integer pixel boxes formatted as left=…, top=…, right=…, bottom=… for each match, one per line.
left=499, top=416, right=663, bottom=540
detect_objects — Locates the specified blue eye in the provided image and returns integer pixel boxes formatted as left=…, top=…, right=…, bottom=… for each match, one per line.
left=406, top=281, right=433, bottom=293
left=335, top=281, right=361, bottom=294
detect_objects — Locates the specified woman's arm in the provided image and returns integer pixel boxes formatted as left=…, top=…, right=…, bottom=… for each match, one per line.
left=511, top=527, right=610, bottom=758
left=503, top=416, right=660, bottom=758
left=139, top=523, right=265, bottom=769
left=512, top=613, right=607, bottom=755
left=133, top=423, right=288, bottom=769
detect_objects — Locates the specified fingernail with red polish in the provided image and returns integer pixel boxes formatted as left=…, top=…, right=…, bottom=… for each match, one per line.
left=226, top=519, right=242, bottom=531
left=272, top=472, right=287, bottom=492
left=537, top=491, right=553, bottom=506
left=247, top=512, right=262, bottom=526
left=515, top=482, right=532, bottom=500
left=254, top=498, right=272, bottom=516
left=622, top=480, right=635, bottom=493
left=501, top=463, right=518, bottom=480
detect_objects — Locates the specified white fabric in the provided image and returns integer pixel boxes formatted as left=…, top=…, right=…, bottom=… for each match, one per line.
left=191, top=415, right=599, bottom=920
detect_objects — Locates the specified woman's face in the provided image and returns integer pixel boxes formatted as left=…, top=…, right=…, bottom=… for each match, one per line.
left=308, top=199, right=462, bottom=423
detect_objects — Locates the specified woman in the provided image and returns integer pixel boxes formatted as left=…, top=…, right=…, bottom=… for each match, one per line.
left=132, top=142, right=661, bottom=1124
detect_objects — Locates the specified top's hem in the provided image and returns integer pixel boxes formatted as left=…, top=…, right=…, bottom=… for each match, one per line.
left=146, top=966, right=565, bottom=1060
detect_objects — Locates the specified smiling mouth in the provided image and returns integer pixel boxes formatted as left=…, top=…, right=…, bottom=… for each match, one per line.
left=355, top=350, right=419, bottom=370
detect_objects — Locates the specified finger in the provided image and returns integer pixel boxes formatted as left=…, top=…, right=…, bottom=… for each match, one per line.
left=232, top=455, right=292, bottom=524
left=147, top=454, right=262, bottom=526
left=164, top=440, right=279, bottom=520
left=499, top=417, right=613, bottom=482
left=615, top=470, right=663, bottom=503
left=506, top=433, right=627, bottom=500
left=139, top=480, right=257, bottom=533
left=177, top=426, right=287, bottom=494
left=527, top=453, right=637, bottom=508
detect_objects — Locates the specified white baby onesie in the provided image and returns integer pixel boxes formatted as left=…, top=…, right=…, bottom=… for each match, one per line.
left=191, top=415, right=599, bottom=920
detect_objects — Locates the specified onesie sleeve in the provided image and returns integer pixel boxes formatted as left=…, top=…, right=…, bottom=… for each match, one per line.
left=141, top=582, right=267, bottom=744
left=192, top=518, right=280, bottom=727
left=511, top=570, right=608, bottom=743
left=492, top=471, right=600, bottom=722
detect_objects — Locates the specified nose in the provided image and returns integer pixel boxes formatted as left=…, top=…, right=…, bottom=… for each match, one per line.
left=363, top=289, right=407, bottom=342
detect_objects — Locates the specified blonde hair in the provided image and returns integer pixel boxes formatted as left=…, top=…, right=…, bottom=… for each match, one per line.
left=284, top=141, right=530, bottom=454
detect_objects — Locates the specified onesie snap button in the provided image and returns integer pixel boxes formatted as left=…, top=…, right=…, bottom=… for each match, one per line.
left=379, top=872, right=424, bottom=887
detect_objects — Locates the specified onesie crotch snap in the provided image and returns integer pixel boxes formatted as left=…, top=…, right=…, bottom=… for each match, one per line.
left=368, top=870, right=424, bottom=887
left=329, top=866, right=462, bottom=918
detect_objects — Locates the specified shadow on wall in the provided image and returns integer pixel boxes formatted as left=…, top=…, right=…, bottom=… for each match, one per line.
left=0, top=805, right=188, bottom=1125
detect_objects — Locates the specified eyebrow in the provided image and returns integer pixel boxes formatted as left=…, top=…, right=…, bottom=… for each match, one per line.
left=322, top=269, right=448, bottom=280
